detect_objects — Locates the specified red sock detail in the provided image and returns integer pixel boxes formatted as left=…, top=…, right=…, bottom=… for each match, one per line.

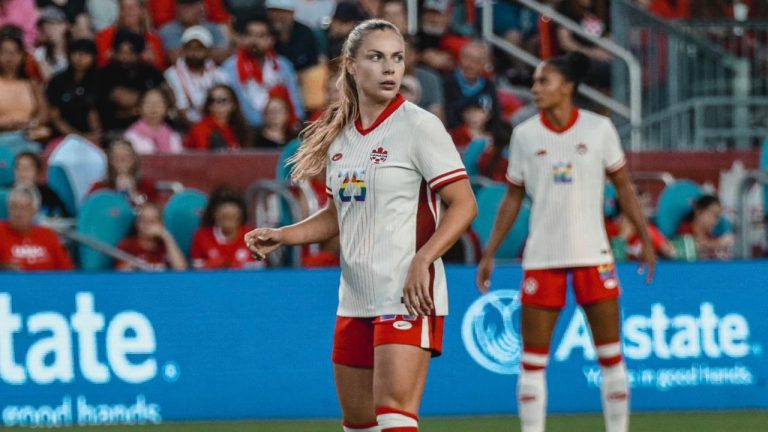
left=521, top=363, right=546, bottom=371
left=598, top=355, right=623, bottom=367
left=375, top=406, right=419, bottom=421
left=522, top=345, right=549, bottom=355
left=380, top=428, right=417, bottom=432
left=343, top=420, right=379, bottom=429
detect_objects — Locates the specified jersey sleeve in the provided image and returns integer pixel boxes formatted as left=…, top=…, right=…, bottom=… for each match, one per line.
left=603, top=120, right=626, bottom=173
left=505, top=128, right=524, bottom=186
left=410, top=114, right=468, bottom=191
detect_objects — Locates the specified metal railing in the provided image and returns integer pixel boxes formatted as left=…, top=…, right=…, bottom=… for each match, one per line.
left=611, top=0, right=757, bottom=149
left=735, top=170, right=768, bottom=259
left=246, top=180, right=305, bottom=267
left=481, top=0, right=643, bottom=151
left=681, top=20, right=768, bottom=96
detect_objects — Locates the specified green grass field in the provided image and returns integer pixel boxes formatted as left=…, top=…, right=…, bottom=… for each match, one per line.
left=6, top=412, right=766, bottom=432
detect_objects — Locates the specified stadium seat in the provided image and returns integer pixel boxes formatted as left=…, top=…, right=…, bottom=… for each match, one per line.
left=463, top=138, right=489, bottom=178
left=77, top=191, right=135, bottom=270
left=656, top=180, right=703, bottom=238
left=46, top=135, right=107, bottom=212
left=47, top=165, right=78, bottom=217
left=604, top=182, right=618, bottom=219
left=163, top=189, right=208, bottom=258
left=0, top=188, right=8, bottom=219
left=276, top=138, right=301, bottom=183
left=0, top=146, right=15, bottom=187
left=473, top=183, right=530, bottom=259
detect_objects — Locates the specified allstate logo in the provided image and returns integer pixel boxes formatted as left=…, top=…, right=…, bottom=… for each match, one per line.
left=461, top=290, right=523, bottom=375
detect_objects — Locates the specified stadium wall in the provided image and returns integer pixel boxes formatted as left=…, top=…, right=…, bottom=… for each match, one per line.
left=0, top=262, right=766, bottom=427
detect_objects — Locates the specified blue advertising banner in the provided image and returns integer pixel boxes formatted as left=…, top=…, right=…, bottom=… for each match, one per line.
left=0, top=262, right=766, bottom=427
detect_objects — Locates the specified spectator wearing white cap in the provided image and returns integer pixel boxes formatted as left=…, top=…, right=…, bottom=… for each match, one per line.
left=158, top=0, right=229, bottom=65
left=266, top=0, right=319, bottom=73
left=34, top=7, right=71, bottom=81
left=417, top=0, right=470, bottom=73
left=164, top=25, right=227, bottom=126
left=266, top=0, right=326, bottom=112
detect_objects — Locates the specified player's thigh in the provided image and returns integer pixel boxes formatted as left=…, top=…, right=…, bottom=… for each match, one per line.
left=521, top=305, right=562, bottom=348
left=333, top=316, right=376, bottom=423
left=335, top=364, right=376, bottom=424
left=373, top=343, right=432, bottom=413
left=572, top=265, right=622, bottom=344
left=582, top=298, right=622, bottom=344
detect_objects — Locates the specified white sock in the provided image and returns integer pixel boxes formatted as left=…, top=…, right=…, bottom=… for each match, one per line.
left=517, top=369, right=547, bottom=432
left=601, top=362, right=629, bottom=432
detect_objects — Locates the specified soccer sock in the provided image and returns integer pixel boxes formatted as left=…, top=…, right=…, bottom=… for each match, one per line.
left=376, top=406, right=418, bottom=432
left=342, top=420, right=380, bottom=432
left=518, top=346, right=549, bottom=432
left=597, top=342, right=629, bottom=432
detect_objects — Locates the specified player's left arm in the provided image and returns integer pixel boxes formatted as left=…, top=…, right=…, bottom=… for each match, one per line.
left=403, top=179, right=477, bottom=316
left=608, top=166, right=656, bottom=283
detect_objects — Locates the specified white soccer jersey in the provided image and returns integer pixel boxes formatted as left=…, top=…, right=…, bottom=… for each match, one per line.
left=325, top=95, right=468, bottom=317
left=506, top=109, right=625, bottom=269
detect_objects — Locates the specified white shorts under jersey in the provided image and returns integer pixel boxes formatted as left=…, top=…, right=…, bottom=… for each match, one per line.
left=506, top=108, right=625, bottom=270
left=325, top=95, right=468, bottom=317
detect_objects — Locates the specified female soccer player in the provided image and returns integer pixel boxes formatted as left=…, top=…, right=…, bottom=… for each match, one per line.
left=476, top=52, right=656, bottom=432
left=245, top=19, right=477, bottom=432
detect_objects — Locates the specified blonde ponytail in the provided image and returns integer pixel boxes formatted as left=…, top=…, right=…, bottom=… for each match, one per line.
left=288, top=19, right=402, bottom=182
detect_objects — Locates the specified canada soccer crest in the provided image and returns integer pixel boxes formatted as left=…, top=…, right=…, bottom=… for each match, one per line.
left=370, top=147, right=388, bottom=164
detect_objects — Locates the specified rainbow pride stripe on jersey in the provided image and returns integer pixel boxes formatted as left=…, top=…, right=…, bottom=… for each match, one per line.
left=338, top=170, right=367, bottom=202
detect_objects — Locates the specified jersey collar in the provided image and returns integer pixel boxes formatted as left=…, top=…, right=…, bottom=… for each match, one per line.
left=355, top=94, right=406, bottom=136
left=540, top=108, right=580, bottom=134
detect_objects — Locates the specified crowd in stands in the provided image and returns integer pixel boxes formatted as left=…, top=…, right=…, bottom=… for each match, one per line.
left=0, top=0, right=757, bottom=271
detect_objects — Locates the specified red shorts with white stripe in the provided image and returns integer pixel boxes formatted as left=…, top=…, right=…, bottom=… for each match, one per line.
left=521, top=264, right=621, bottom=309
left=332, top=315, right=445, bottom=368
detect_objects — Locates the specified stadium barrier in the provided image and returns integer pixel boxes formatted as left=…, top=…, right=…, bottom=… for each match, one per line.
left=0, top=262, right=766, bottom=427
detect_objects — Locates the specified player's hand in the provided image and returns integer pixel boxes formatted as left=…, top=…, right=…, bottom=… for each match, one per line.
left=403, top=255, right=434, bottom=316
left=476, top=255, right=495, bottom=294
left=244, top=228, right=284, bottom=261
left=638, top=240, right=656, bottom=284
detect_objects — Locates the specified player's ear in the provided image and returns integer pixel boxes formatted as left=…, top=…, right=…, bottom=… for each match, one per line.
left=345, top=57, right=357, bottom=78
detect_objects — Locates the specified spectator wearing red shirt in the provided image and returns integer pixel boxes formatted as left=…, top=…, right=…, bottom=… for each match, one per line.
left=95, top=0, right=166, bottom=70
left=148, top=0, right=231, bottom=29
left=417, top=0, right=471, bottom=73
left=115, top=202, right=187, bottom=271
left=190, top=185, right=262, bottom=269
left=607, top=205, right=675, bottom=261
left=185, top=84, right=250, bottom=150
left=677, top=194, right=734, bottom=260
left=89, top=138, right=159, bottom=206
left=0, top=186, right=73, bottom=271
left=449, top=103, right=492, bottom=151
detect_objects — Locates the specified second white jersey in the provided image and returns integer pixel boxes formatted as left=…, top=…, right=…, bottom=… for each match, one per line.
left=506, top=109, right=625, bottom=269
left=326, top=96, right=467, bottom=317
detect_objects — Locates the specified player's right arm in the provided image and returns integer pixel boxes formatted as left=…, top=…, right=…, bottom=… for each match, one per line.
left=475, top=183, right=526, bottom=293
left=245, top=202, right=339, bottom=260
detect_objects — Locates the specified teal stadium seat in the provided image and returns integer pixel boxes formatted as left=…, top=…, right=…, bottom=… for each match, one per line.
left=604, top=182, right=618, bottom=219
left=163, top=189, right=208, bottom=257
left=656, top=180, right=703, bottom=238
left=77, top=191, right=134, bottom=270
left=0, top=146, right=15, bottom=187
left=0, top=188, right=9, bottom=219
left=463, top=138, right=490, bottom=178
left=47, top=165, right=78, bottom=217
left=276, top=138, right=301, bottom=183
left=473, top=183, right=530, bottom=259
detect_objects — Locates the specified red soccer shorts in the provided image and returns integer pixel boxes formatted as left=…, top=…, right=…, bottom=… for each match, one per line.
left=332, top=315, right=445, bottom=368
left=521, top=264, right=621, bottom=309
